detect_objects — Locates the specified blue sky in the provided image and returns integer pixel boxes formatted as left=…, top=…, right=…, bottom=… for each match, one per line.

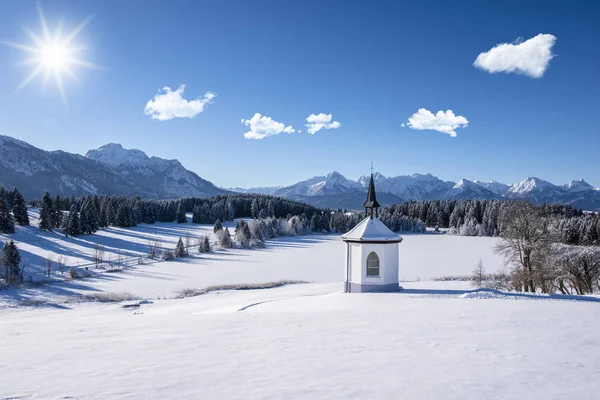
left=0, top=0, right=598, bottom=188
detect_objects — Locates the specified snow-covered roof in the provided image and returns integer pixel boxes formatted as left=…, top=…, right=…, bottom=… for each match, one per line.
left=342, top=216, right=403, bottom=243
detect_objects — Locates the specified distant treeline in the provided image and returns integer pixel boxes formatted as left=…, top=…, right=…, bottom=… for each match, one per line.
left=383, top=199, right=600, bottom=247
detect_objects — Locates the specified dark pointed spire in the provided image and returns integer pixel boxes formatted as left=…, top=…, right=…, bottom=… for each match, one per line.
left=363, top=173, right=380, bottom=218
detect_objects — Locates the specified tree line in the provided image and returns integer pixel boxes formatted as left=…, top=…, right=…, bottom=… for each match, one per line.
left=384, top=199, right=600, bottom=247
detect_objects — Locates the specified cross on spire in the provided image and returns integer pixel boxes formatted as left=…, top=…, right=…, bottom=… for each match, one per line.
left=370, top=162, right=374, bottom=175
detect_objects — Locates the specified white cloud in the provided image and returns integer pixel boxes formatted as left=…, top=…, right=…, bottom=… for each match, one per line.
left=305, top=113, right=341, bottom=135
left=406, top=108, right=468, bottom=137
left=242, top=113, right=295, bottom=140
left=473, top=33, right=557, bottom=78
left=144, top=85, right=216, bottom=121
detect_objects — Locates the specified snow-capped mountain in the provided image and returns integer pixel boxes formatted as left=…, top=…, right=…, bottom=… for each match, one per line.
left=474, top=180, right=510, bottom=196
left=442, top=179, right=500, bottom=200
left=374, top=173, right=455, bottom=200
left=227, top=186, right=283, bottom=195
left=256, top=172, right=600, bottom=211
left=85, top=143, right=225, bottom=199
left=274, top=171, right=362, bottom=198
left=0, top=135, right=227, bottom=199
left=562, top=179, right=594, bottom=193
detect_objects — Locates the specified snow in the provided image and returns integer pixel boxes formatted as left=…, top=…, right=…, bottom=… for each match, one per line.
left=474, top=180, right=510, bottom=195
left=3, top=213, right=600, bottom=399
left=341, top=216, right=402, bottom=242
left=1, top=211, right=505, bottom=306
left=563, top=179, right=594, bottom=192
left=2, top=282, right=600, bottom=399
left=508, top=176, right=556, bottom=194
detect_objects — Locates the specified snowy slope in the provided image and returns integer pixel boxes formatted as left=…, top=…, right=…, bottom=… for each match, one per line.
left=2, top=282, right=600, bottom=399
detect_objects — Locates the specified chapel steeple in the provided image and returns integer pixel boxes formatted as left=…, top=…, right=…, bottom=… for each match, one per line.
left=363, top=173, right=380, bottom=218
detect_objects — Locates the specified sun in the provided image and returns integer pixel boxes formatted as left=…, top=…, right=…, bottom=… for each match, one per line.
left=1, top=2, right=98, bottom=104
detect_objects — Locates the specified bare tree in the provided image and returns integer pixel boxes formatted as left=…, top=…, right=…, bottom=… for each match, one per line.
left=148, top=240, right=162, bottom=259
left=550, top=244, right=600, bottom=295
left=93, top=244, right=105, bottom=269
left=44, top=254, right=54, bottom=277
left=495, top=202, right=553, bottom=293
left=471, top=259, right=486, bottom=288
left=56, top=255, right=66, bottom=274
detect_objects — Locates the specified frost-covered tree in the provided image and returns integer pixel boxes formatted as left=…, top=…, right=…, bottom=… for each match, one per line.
left=495, top=202, right=552, bottom=293
left=217, top=227, right=233, bottom=248
left=198, top=235, right=211, bottom=253
left=213, top=219, right=223, bottom=233
left=471, top=259, right=486, bottom=288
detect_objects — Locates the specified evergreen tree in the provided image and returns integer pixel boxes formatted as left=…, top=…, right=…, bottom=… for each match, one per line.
left=0, top=199, right=15, bottom=234
left=63, top=205, right=82, bottom=237
left=176, top=203, right=187, bottom=223
left=250, top=199, right=259, bottom=219
left=220, top=227, right=233, bottom=248
left=213, top=219, right=223, bottom=233
left=39, top=192, right=54, bottom=231
left=52, top=195, right=63, bottom=228
left=11, top=190, right=29, bottom=226
left=1, top=240, right=21, bottom=284
left=174, top=237, right=186, bottom=257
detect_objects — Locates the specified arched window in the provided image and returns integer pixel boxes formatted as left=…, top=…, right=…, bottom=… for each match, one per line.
left=366, top=251, right=380, bottom=277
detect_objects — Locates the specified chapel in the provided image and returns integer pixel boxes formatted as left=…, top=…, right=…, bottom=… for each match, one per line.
left=341, top=173, right=403, bottom=293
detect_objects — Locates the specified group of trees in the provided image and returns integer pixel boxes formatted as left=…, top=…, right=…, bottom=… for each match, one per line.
left=0, top=188, right=29, bottom=234
left=467, top=202, right=600, bottom=295
left=385, top=199, right=600, bottom=246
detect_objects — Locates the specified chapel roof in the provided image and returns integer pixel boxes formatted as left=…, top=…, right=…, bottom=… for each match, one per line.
left=342, top=216, right=403, bottom=243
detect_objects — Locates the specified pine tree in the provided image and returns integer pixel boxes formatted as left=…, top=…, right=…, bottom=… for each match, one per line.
left=174, top=237, right=186, bottom=257
left=39, top=192, right=54, bottom=231
left=52, top=195, right=63, bottom=228
left=213, top=219, right=223, bottom=233
left=176, top=203, right=187, bottom=223
left=250, top=199, right=259, bottom=219
left=63, top=205, right=82, bottom=237
left=220, top=227, right=233, bottom=248
left=11, top=190, right=29, bottom=226
left=1, top=240, right=21, bottom=284
left=0, top=199, right=15, bottom=234
left=203, top=235, right=211, bottom=253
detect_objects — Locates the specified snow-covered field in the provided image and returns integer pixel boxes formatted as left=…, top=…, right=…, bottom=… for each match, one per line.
left=2, top=212, right=599, bottom=399
left=0, top=210, right=503, bottom=305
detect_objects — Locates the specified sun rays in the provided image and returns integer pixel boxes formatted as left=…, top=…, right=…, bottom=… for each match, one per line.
left=1, top=2, right=98, bottom=104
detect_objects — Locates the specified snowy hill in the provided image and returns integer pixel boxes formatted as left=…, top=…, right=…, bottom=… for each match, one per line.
left=0, top=135, right=228, bottom=199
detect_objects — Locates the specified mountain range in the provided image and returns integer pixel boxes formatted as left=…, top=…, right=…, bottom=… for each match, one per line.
left=233, top=172, right=600, bottom=211
left=0, top=135, right=227, bottom=199
left=1, top=134, right=599, bottom=211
